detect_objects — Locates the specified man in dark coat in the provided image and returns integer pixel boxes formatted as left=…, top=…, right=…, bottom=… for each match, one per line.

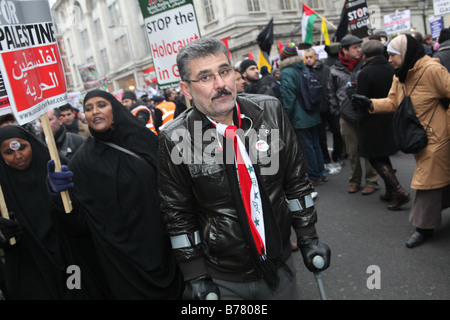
left=241, top=59, right=276, bottom=97
left=434, top=28, right=450, bottom=72
left=305, top=48, right=344, bottom=174
left=41, top=108, right=86, bottom=162
left=328, top=35, right=380, bottom=195
left=159, top=37, right=331, bottom=300
left=354, top=40, right=409, bottom=210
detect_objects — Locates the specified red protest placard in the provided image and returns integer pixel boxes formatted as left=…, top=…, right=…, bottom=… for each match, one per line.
left=0, top=0, right=67, bottom=125
left=3, top=44, right=66, bottom=112
left=0, top=1, right=72, bottom=214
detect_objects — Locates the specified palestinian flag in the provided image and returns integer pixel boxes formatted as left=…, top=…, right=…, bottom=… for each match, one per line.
left=302, top=3, right=318, bottom=44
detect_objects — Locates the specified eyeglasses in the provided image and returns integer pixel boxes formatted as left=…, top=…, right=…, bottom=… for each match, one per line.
left=187, top=67, right=235, bottom=86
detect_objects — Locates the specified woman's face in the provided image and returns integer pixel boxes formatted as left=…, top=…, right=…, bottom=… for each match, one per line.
left=388, top=53, right=403, bottom=70
left=1, top=138, right=32, bottom=170
left=84, top=96, right=114, bottom=132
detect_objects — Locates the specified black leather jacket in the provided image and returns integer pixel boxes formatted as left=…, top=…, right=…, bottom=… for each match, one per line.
left=158, top=94, right=318, bottom=281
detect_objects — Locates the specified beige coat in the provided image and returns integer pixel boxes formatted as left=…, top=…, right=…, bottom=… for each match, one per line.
left=371, top=56, right=450, bottom=190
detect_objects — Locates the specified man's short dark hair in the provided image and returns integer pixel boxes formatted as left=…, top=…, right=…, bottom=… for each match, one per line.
left=177, top=37, right=230, bottom=82
left=59, top=104, right=73, bottom=112
left=0, top=114, right=15, bottom=126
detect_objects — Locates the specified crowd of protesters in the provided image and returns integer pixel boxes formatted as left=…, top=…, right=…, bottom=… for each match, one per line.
left=0, top=27, right=449, bottom=300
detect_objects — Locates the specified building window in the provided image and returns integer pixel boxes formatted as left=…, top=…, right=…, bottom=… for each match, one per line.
left=116, top=35, right=130, bottom=63
left=88, top=0, right=96, bottom=10
left=141, top=25, right=150, bottom=55
left=108, top=0, right=123, bottom=26
left=94, top=19, right=102, bottom=40
left=100, top=49, right=110, bottom=74
left=80, top=29, right=90, bottom=48
left=280, top=0, right=292, bottom=10
left=307, top=0, right=322, bottom=9
left=247, top=0, right=261, bottom=12
left=204, top=0, right=215, bottom=23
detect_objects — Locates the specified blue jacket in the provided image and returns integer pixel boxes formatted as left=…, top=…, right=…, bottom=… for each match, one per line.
left=279, top=56, right=321, bottom=129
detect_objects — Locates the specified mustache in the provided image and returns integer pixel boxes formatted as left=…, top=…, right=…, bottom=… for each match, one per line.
left=212, top=89, right=232, bottom=100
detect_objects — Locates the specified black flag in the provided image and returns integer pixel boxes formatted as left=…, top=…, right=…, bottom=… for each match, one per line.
left=333, top=0, right=349, bottom=42
left=257, top=18, right=274, bottom=56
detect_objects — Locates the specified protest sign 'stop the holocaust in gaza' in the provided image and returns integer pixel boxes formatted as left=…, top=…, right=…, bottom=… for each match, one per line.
left=139, top=0, right=201, bottom=89
left=0, top=0, right=66, bottom=125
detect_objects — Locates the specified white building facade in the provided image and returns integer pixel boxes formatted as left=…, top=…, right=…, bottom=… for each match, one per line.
left=51, top=0, right=439, bottom=95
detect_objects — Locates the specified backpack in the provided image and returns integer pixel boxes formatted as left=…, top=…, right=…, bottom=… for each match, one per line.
left=291, top=66, right=323, bottom=112
left=393, top=66, right=439, bottom=154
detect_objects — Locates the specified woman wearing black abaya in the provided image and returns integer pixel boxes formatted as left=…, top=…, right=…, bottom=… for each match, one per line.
left=53, top=90, right=184, bottom=299
left=0, top=125, right=66, bottom=299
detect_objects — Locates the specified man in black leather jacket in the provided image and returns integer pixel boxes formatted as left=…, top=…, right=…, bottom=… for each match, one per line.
left=158, top=37, right=331, bottom=300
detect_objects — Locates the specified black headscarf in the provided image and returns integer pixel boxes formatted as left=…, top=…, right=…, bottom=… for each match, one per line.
left=83, top=89, right=159, bottom=166
left=0, top=125, right=66, bottom=299
left=394, top=34, right=426, bottom=83
left=68, top=90, right=183, bottom=299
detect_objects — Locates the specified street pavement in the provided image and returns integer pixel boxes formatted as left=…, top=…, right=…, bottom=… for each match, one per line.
left=292, top=148, right=450, bottom=300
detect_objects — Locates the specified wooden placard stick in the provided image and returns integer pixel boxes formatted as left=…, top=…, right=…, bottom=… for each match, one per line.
left=0, top=184, right=16, bottom=245
left=185, top=96, right=192, bottom=109
left=40, top=113, right=73, bottom=214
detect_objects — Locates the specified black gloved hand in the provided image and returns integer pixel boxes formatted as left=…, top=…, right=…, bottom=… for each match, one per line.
left=351, top=94, right=373, bottom=110
left=298, top=236, right=331, bottom=273
left=0, top=212, right=22, bottom=242
left=47, top=160, right=74, bottom=194
left=183, top=275, right=220, bottom=300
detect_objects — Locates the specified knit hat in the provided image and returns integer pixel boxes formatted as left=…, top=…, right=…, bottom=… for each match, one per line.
left=281, top=42, right=298, bottom=58
left=122, top=90, right=137, bottom=101
left=260, top=66, right=269, bottom=76
left=361, top=40, right=385, bottom=58
left=240, top=59, right=258, bottom=73
left=439, top=28, right=450, bottom=44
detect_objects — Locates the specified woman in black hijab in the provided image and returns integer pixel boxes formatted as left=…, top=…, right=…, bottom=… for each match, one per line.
left=55, top=90, right=184, bottom=299
left=0, top=125, right=67, bottom=299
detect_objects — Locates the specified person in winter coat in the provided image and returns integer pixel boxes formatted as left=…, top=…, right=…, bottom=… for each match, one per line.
left=352, top=34, right=450, bottom=249
left=41, top=108, right=86, bottom=162
left=355, top=40, right=410, bottom=211
left=304, top=47, right=344, bottom=174
left=270, top=68, right=282, bottom=101
left=433, top=28, right=450, bottom=72
left=433, top=28, right=450, bottom=134
left=280, top=43, right=326, bottom=185
left=159, top=37, right=331, bottom=300
left=59, top=104, right=91, bottom=138
left=328, top=35, right=380, bottom=195
left=241, top=59, right=276, bottom=97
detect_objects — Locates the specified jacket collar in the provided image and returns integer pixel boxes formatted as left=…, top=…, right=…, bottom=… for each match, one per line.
left=279, top=55, right=304, bottom=70
left=361, top=55, right=388, bottom=69
left=310, top=60, right=324, bottom=70
left=437, top=39, right=450, bottom=51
